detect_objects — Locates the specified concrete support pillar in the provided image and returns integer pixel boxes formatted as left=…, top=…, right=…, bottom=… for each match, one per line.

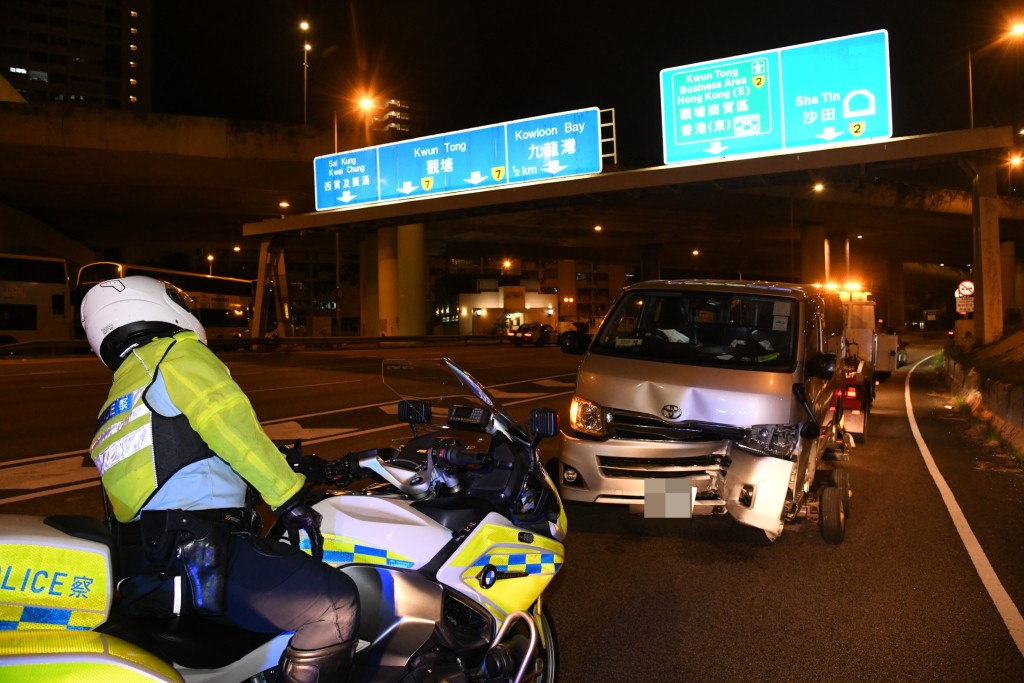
left=972, top=165, right=1003, bottom=344
left=557, top=259, right=578, bottom=318
left=359, top=232, right=379, bottom=337
left=1016, top=258, right=1024, bottom=318
left=377, top=226, right=398, bottom=336
left=887, top=260, right=906, bottom=332
left=641, top=246, right=661, bottom=281
left=397, top=223, right=426, bottom=335
left=1000, top=240, right=1016, bottom=314
left=801, top=224, right=826, bottom=284
left=250, top=237, right=293, bottom=338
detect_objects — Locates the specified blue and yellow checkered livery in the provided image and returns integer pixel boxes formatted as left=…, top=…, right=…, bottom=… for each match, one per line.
left=465, top=551, right=562, bottom=577
left=0, top=534, right=111, bottom=633
left=444, top=517, right=565, bottom=620
left=302, top=532, right=415, bottom=569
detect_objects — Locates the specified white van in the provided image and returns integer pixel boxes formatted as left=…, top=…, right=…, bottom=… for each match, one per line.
left=556, top=280, right=851, bottom=542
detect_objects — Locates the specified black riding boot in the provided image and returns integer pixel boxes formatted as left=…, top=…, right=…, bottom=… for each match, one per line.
left=278, top=641, right=354, bottom=683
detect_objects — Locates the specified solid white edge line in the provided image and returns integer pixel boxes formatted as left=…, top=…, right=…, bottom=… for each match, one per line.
left=906, top=355, right=1024, bottom=656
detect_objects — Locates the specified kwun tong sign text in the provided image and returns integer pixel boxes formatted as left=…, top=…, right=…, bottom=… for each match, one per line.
left=314, top=108, right=603, bottom=211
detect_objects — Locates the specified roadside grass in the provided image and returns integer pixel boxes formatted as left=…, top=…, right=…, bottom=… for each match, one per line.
left=958, top=396, right=1024, bottom=468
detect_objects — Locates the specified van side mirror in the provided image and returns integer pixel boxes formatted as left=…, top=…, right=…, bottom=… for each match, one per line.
left=560, top=330, right=591, bottom=355
left=806, top=352, right=837, bottom=380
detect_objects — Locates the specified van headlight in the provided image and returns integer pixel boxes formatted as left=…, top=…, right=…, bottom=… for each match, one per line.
left=569, top=395, right=606, bottom=437
left=738, top=424, right=800, bottom=458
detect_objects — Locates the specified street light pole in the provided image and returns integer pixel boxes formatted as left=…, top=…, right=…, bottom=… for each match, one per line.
left=968, top=22, right=1024, bottom=128
left=300, top=21, right=311, bottom=125
left=968, top=47, right=974, bottom=128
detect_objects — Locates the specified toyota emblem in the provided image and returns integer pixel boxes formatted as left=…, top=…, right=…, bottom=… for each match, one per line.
left=662, top=405, right=681, bottom=419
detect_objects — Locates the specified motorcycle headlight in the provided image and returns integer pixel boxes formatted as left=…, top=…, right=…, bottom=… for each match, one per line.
left=569, top=395, right=606, bottom=437
left=738, top=423, right=800, bottom=458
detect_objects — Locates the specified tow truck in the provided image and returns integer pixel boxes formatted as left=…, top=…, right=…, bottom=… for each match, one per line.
left=834, top=284, right=901, bottom=443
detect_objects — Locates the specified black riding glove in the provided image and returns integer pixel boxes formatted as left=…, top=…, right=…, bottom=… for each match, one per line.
left=277, top=496, right=324, bottom=562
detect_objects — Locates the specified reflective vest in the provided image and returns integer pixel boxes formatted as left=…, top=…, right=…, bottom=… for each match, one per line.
left=91, top=331, right=303, bottom=522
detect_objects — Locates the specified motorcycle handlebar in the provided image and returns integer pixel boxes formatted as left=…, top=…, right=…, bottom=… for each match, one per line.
left=433, top=439, right=489, bottom=469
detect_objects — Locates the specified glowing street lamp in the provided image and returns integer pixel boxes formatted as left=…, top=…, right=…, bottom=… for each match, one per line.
left=333, top=94, right=377, bottom=152
left=360, top=95, right=376, bottom=146
left=207, top=254, right=214, bottom=275
left=1010, top=153, right=1023, bottom=195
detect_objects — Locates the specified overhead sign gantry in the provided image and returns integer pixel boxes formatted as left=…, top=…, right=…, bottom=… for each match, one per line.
left=660, top=30, right=892, bottom=164
left=314, top=107, right=604, bottom=211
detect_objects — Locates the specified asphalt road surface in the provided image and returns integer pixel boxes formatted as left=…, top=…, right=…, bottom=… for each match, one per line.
left=1, top=341, right=1022, bottom=681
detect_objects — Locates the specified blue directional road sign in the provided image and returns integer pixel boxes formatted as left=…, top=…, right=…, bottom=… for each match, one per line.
left=313, top=108, right=606, bottom=212
left=314, top=147, right=379, bottom=211
left=506, top=108, right=603, bottom=184
left=377, top=126, right=507, bottom=203
left=660, top=30, right=891, bottom=165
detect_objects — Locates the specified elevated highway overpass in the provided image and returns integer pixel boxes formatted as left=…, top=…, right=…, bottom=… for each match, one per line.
left=1, top=102, right=1021, bottom=342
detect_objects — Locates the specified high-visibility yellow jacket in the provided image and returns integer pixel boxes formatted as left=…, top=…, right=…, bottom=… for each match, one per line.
left=90, top=330, right=303, bottom=522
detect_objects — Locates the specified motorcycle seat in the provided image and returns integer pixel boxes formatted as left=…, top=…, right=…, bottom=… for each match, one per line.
left=98, top=611, right=279, bottom=669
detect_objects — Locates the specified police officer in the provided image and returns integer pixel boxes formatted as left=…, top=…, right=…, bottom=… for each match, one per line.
left=81, top=276, right=358, bottom=682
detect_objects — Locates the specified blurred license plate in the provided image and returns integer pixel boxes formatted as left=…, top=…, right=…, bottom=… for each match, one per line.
left=644, top=478, right=693, bottom=518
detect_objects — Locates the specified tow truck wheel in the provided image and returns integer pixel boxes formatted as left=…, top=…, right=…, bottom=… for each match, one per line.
left=831, top=467, right=853, bottom=517
left=819, top=486, right=846, bottom=544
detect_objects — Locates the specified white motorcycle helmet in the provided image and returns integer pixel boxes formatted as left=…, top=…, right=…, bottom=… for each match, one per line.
left=80, top=276, right=207, bottom=370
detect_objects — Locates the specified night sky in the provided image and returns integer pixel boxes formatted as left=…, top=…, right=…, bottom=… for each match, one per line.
left=152, top=1, right=1024, bottom=166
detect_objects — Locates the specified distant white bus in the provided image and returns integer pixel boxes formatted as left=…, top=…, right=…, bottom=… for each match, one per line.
left=0, top=253, right=73, bottom=345
left=76, top=262, right=254, bottom=340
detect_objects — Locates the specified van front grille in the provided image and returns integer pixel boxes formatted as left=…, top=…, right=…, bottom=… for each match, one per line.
left=607, top=410, right=747, bottom=443
left=597, top=454, right=723, bottom=479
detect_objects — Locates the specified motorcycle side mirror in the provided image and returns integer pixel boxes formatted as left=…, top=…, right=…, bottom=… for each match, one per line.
left=398, top=400, right=432, bottom=425
left=806, top=352, right=838, bottom=380
left=529, top=407, right=560, bottom=440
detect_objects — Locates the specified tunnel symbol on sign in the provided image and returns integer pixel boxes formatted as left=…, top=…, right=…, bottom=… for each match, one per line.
left=843, top=89, right=876, bottom=118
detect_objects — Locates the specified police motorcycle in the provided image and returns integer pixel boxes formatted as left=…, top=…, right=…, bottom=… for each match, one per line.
left=0, top=358, right=567, bottom=683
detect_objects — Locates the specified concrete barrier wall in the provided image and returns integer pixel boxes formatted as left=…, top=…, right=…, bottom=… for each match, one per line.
left=0, top=102, right=332, bottom=161
left=945, top=355, right=1024, bottom=453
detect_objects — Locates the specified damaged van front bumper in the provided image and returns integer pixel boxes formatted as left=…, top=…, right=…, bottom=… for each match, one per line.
left=558, top=433, right=796, bottom=539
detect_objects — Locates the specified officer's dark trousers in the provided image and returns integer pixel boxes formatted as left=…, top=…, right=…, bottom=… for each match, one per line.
left=224, top=533, right=359, bottom=650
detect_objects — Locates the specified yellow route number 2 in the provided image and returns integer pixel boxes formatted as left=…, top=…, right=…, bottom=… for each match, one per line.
left=848, top=121, right=866, bottom=137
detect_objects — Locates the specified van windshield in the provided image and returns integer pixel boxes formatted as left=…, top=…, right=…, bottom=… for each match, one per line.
left=590, top=290, right=798, bottom=370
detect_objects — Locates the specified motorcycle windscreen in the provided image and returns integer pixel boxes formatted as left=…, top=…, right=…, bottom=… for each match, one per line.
left=723, top=450, right=794, bottom=539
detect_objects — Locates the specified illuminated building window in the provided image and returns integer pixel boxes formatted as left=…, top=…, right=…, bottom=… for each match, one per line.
left=129, top=95, right=137, bottom=103
left=129, top=78, right=137, bottom=86
left=129, top=44, right=137, bottom=52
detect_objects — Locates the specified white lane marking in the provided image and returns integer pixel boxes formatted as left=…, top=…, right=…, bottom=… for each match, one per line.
left=261, top=422, right=358, bottom=441
left=245, top=379, right=362, bottom=393
left=0, top=482, right=99, bottom=505
left=489, top=390, right=546, bottom=399
left=0, top=376, right=575, bottom=503
left=2, top=457, right=98, bottom=490
left=535, top=379, right=575, bottom=388
left=907, top=356, right=1024, bottom=656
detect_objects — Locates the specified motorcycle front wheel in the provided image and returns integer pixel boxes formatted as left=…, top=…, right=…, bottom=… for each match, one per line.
left=527, top=604, right=559, bottom=682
